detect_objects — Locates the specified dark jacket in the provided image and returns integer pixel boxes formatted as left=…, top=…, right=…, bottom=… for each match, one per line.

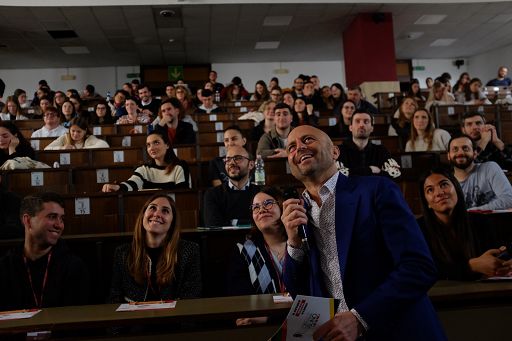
left=0, top=142, right=36, bottom=166
left=0, top=239, right=90, bottom=310
left=108, top=240, right=202, bottom=303
left=154, top=120, right=196, bottom=145
left=0, top=189, right=23, bottom=239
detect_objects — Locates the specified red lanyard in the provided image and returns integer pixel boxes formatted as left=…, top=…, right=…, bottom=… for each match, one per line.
left=264, top=243, right=286, bottom=294
left=23, top=251, right=52, bottom=308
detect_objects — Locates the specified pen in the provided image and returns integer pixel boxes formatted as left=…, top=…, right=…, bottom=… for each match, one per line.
left=128, top=300, right=173, bottom=305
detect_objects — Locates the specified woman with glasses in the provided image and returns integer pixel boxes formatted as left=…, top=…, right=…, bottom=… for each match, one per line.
left=227, top=186, right=288, bottom=326
left=90, top=100, right=114, bottom=125
left=102, top=131, right=189, bottom=192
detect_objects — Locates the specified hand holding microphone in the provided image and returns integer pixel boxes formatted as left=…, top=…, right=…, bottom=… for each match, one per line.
left=282, top=188, right=310, bottom=251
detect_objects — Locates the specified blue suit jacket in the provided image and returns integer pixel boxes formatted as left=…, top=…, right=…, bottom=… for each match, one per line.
left=284, top=174, right=446, bottom=340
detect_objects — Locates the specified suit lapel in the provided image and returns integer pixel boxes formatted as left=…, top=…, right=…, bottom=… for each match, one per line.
left=334, top=174, right=357, bottom=280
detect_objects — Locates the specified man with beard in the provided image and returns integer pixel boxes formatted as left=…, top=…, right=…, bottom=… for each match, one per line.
left=138, top=84, right=161, bottom=119
left=281, top=125, right=445, bottom=340
left=461, top=112, right=509, bottom=168
left=337, top=111, right=401, bottom=179
left=203, top=146, right=260, bottom=227
left=0, top=192, right=90, bottom=310
left=448, top=135, right=512, bottom=210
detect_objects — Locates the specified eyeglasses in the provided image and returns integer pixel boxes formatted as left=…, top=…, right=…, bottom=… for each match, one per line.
left=44, top=112, right=58, bottom=117
left=223, top=155, right=250, bottom=164
left=250, top=199, right=277, bottom=214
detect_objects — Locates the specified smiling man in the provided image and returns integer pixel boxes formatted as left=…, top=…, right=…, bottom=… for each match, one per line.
left=281, top=125, right=445, bottom=340
left=203, top=146, right=260, bottom=227
left=0, top=192, right=90, bottom=311
left=448, top=135, right=512, bottom=210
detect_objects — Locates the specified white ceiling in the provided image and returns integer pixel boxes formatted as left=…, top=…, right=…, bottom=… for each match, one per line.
left=1, top=2, right=512, bottom=68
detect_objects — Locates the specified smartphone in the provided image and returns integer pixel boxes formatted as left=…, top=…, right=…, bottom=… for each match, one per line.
left=497, top=244, right=512, bottom=261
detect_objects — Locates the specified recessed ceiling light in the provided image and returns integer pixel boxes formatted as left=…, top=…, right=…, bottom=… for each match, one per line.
left=61, top=46, right=90, bottom=54
left=255, top=41, right=280, bottom=49
left=263, top=16, right=293, bottom=26
left=406, top=32, right=424, bottom=40
left=169, top=38, right=175, bottom=43
left=415, top=15, right=447, bottom=25
left=430, top=38, right=456, bottom=47
left=160, top=10, right=175, bottom=18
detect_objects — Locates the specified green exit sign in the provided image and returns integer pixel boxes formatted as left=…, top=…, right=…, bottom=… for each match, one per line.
left=168, top=66, right=183, bottom=81
left=413, top=66, right=425, bottom=71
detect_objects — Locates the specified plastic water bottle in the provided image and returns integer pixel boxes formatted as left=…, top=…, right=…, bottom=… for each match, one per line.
left=106, top=91, right=111, bottom=102
left=215, top=90, right=220, bottom=103
left=254, top=154, right=265, bottom=186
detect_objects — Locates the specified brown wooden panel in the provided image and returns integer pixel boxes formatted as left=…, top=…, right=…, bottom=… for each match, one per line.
left=72, top=166, right=134, bottom=194
left=197, top=132, right=224, bottom=145
left=107, top=134, right=147, bottom=148
left=29, top=137, right=59, bottom=151
left=3, top=168, right=71, bottom=196
left=198, top=145, right=224, bottom=162
left=116, top=124, right=148, bottom=135
left=369, top=135, right=401, bottom=154
left=62, top=193, right=120, bottom=234
left=174, top=145, right=197, bottom=162
left=194, top=112, right=231, bottom=122
left=36, top=149, right=89, bottom=168
left=91, top=147, right=144, bottom=167
left=14, top=118, right=43, bottom=130
left=90, top=125, right=116, bottom=136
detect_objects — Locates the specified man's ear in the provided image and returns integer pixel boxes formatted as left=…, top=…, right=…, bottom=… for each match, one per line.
left=248, top=160, right=255, bottom=171
left=22, top=214, right=31, bottom=229
left=332, top=144, right=340, bottom=160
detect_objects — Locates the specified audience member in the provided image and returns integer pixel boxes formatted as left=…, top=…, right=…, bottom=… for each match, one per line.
left=203, top=146, right=259, bottom=227
left=0, top=174, right=23, bottom=239
left=406, top=109, right=451, bottom=152
left=220, top=76, right=250, bottom=101
left=250, top=80, right=270, bottom=101
left=252, top=100, right=276, bottom=142
left=31, top=106, right=68, bottom=138
left=461, top=112, right=508, bottom=167
left=418, top=167, right=512, bottom=280
left=268, top=77, right=279, bottom=91
left=82, top=84, right=98, bottom=99
left=0, top=192, right=90, bottom=310
left=89, top=101, right=115, bottom=125
left=153, top=98, right=196, bottom=145
left=60, top=100, right=78, bottom=128
left=293, top=97, right=318, bottom=126
left=102, top=131, right=189, bottom=192
left=209, top=126, right=247, bottom=187
left=116, top=98, right=151, bottom=125
left=453, top=72, right=470, bottom=102
left=291, top=77, right=305, bottom=99
left=109, top=193, right=201, bottom=304
left=1, top=96, right=27, bottom=121
left=14, top=88, right=29, bottom=109
left=38, top=96, right=51, bottom=117
left=175, top=85, right=196, bottom=116
left=346, top=86, right=378, bottom=115
left=45, top=116, right=109, bottom=150
left=388, top=96, right=418, bottom=147
left=448, top=135, right=512, bottom=210
left=426, top=77, right=434, bottom=89
left=486, top=66, right=512, bottom=87
left=53, top=91, right=67, bottom=110
left=282, top=91, right=295, bottom=109
left=462, top=78, right=491, bottom=105
left=138, top=84, right=161, bottom=119
left=257, top=103, right=293, bottom=158
left=302, top=80, right=323, bottom=111
left=328, top=83, right=346, bottom=113
left=196, top=89, right=221, bottom=114
left=328, top=99, right=355, bottom=139
left=269, top=87, right=282, bottom=103
left=225, top=83, right=246, bottom=102
left=406, top=78, right=426, bottom=102
left=425, top=80, right=455, bottom=111
left=338, top=111, right=401, bottom=178
left=110, top=90, right=129, bottom=118
left=209, top=70, right=224, bottom=94
left=281, top=125, right=445, bottom=340
left=227, top=186, right=287, bottom=326
left=163, top=83, right=175, bottom=100
left=0, top=121, right=35, bottom=166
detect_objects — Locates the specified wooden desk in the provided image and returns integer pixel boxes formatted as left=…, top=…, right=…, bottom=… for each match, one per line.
left=0, top=294, right=289, bottom=339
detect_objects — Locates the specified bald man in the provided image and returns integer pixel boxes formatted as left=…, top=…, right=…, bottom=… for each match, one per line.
left=281, top=125, right=445, bottom=340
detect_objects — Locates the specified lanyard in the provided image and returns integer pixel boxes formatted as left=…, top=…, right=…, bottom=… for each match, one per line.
left=23, top=251, right=52, bottom=308
left=264, top=242, right=286, bottom=294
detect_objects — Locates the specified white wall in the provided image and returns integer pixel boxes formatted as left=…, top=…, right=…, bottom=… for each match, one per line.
left=411, top=59, right=468, bottom=88
left=212, top=61, right=346, bottom=90
left=468, top=44, right=512, bottom=83
left=0, top=66, right=140, bottom=99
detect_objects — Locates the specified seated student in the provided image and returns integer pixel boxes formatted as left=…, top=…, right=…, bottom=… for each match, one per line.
left=195, top=89, right=221, bottom=114
left=418, top=167, right=512, bottom=280
left=137, top=84, right=161, bottom=119
left=89, top=100, right=115, bottom=125
left=209, top=125, right=247, bottom=187
left=152, top=98, right=196, bottom=145
left=425, top=80, right=456, bottom=112
left=109, top=90, right=129, bottom=118
left=1, top=96, right=28, bottom=121
left=346, top=85, right=378, bottom=115
left=448, top=135, right=512, bottom=210
left=45, top=117, right=109, bottom=150
left=406, top=109, right=451, bottom=152
left=486, top=66, right=512, bottom=87
left=0, top=174, right=23, bottom=239
left=227, top=186, right=287, bottom=326
left=37, top=96, right=51, bottom=118
left=60, top=100, right=78, bottom=128
left=292, top=97, right=318, bottom=127
left=116, top=98, right=151, bottom=125
left=337, top=111, right=401, bottom=178
left=102, top=131, right=189, bottom=192
left=462, top=78, right=491, bottom=105
left=388, top=97, right=418, bottom=147
left=256, top=103, right=293, bottom=158
left=109, top=193, right=201, bottom=304
left=203, top=146, right=260, bottom=227
left=250, top=80, right=270, bottom=101
left=0, top=121, right=35, bottom=166
left=31, top=106, right=68, bottom=138
left=328, top=99, right=356, bottom=139
left=251, top=100, right=276, bottom=142
left=0, top=192, right=90, bottom=310
left=406, top=78, right=426, bottom=102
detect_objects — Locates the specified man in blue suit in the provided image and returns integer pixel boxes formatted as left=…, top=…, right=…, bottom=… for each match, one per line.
left=282, top=125, right=446, bottom=340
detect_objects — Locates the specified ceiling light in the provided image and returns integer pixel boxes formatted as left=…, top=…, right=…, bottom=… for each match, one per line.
left=430, top=39, right=456, bottom=47
left=263, top=16, right=293, bottom=26
left=488, top=14, right=512, bottom=24
left=255, top=41, right=280, bottom=49
left=406, top=32, right=424, bottom=40
left=414, top=15, right=447, bottom=25
left=159, top=9, right=176, bottom=18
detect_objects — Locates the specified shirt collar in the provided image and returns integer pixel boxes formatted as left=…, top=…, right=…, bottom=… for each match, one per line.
left=227, top=178, right=251, bottom=190
left=302, top=170, right=340, bottom=206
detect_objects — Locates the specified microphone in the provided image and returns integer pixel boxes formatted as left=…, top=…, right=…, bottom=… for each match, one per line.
left=283, top=187, right=310, bottom=251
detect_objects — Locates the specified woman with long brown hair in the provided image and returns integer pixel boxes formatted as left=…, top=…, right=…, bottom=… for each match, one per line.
left=406, top=109, right=450, bottom=152
left=45, top=116, right=109, bottom=150
left=109, top=193, right=201, bottom=303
